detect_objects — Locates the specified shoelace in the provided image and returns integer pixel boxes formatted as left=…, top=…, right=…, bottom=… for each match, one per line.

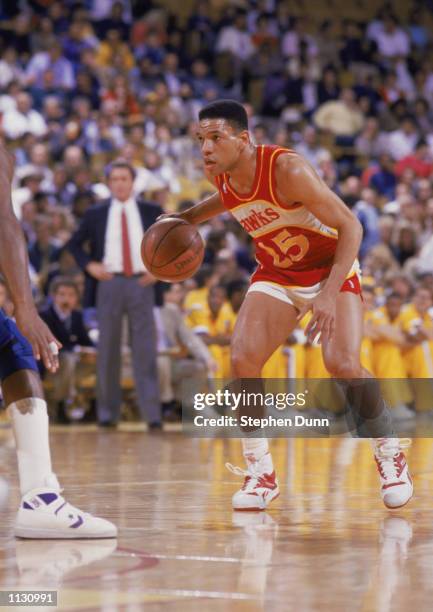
left=225, top=462, right=261, bottom=478
left=225, top=462, right=271, bottom=490
left=375, top=438, right=411, bottom=459
left=375, top=438, right=411, bottom=481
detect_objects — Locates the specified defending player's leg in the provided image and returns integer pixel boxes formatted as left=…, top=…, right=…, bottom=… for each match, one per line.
left=321, top=291, right=413, bottom=509
left=227, top=289, right=299, bottom=511
left=0, top=318, right=117, bottom=539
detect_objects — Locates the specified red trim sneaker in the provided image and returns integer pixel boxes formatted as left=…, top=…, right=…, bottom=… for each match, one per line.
left=374, top=438, right=413, bottom=510
left=226, top=453, right=280, bottom=511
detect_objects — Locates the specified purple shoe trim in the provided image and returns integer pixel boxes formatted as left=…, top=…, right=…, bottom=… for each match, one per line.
left=38, top=492, right=58, bottom=505
left=54, top=501, right=67, bottom=515
left=70, top=516, right=84, bottom=528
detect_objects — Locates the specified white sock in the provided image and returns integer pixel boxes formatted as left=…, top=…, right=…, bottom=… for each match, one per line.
left=241, top=438, right=273, bottom=473
left=8, top=398, right=59, bottom=496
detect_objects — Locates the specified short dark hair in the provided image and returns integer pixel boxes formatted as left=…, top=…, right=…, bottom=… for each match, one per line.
left=50, top=276, right=80, bottom=297
left=386, top=292, right=402, bottom=302
left=198, top=99, right=248, bottom=132
left=105, top=158, right=136, bottom=180
left=225, top=279, right=248, bottom=299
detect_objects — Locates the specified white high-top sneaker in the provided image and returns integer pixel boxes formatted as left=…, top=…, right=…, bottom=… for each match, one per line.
left=15, top=484, right=117, bottom=539
left=226, top=452, right=280, bottom=511
left=374, top=438, right=413, bottom=509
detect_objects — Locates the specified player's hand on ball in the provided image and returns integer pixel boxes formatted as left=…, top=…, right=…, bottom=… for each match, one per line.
left=85, top=261, right=114, bottom=281
left=14, top=306, right=62, bottom=372
left=298, top=291, right=335, bottom=345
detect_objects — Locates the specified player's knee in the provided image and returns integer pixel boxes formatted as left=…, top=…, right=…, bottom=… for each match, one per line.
left=231, top=345, right=263, bottom=376
left=325, top=355, right=362, bottom=379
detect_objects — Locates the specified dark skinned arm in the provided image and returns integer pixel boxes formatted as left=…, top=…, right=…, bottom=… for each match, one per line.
left=158, top=171, right=226, bottom=225
left=0, top=145, right=61, bottom=371
left=274, top=153, right=363, bottom=344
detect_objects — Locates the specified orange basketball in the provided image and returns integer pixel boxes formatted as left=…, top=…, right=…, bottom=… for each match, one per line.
left=141, top=218, right=205, bottom=282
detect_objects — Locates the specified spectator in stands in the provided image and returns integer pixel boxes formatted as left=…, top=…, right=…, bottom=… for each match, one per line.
left=187, top=285, right=235, bottom=379
left=40, top=277, right=94, bottom=423
left=2, top=91, right=47, bottom=139
left=155, top=283, right=215, bottom=420
left=314, top=88, right=364, bottom=137
left=295, top=126, right=330, bottom=170
left=371, top=15, right=410, bottom=59
left=226, top=279, right=248, bottom=315
left=395, top=139, right=433, bottom=178
left=387, top=115, right=419, bottom=160
left=216, top=9, right=255, bottom=63
left=368, top=154, right=397, bottom=200
left=353, top=188, right=381, bottom=260
left=28, top=214, right=61, bottom=283
left=26, top=42, right=75, bottom=89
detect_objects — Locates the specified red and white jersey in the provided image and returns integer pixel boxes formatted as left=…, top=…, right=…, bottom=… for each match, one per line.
left=215, top=144, right=356, bottom=287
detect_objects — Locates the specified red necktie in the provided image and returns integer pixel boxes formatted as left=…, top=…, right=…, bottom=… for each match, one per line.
left=121, top=208, right=133, bottom=277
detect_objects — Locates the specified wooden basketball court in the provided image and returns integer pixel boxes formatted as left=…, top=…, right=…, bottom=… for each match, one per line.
left=1, top=425, right=433, bottom=611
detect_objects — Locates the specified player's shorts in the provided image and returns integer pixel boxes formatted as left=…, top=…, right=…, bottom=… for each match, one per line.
left=247, top=274, right=362, bottom=311
left=0, top=310, right=38, bottom=381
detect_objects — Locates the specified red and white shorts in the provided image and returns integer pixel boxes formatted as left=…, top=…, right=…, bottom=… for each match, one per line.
left=247, top=273, right=362, bottom=311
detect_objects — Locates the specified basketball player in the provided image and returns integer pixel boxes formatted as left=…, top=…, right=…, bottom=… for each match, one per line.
left=0, top=146, right=116, bottom=538
left=164, top=100, right=413, bottom=511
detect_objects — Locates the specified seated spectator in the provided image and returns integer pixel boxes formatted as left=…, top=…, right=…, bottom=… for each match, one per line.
left=0, top=47, right=25, bottom=88
left=2, top=92, right=47, bottom=139
left=353, top=188, right=381, bottom=261
left=371, top=15, right=410, bottom=59
left=155, top=283, right=215, bottom=420
left=97, top=1, right=130, bottom=41
left=316, top=66, right=340, bottom=105
left=40, top=277, right=95, bottom=423
left=281, top=17, right=318, bottom=60
left=295, top=126, right=330, bottom=170
left=187, top=285, right=235, bottom=379
left=216, top=9, right=255, bottom=63
left=395, top=139, right=433, bottom=179
left=26, top=43, right=75, bottom=90
left=313, top=88, right=364, bottom=137
left=28, top=214, right=62, bottom=292
left=95, top=28, right=134, bottom=71
left=368, top=154, right=397, bottom=200
left=392, top=223, right=418, bottom=267
left=400, top=287, right=433, bottom=410
left=387, top=116, right=419, bottom=161
left=355, top=117, right=389, bottom=159
left=226, top=279, right=248, bottom=315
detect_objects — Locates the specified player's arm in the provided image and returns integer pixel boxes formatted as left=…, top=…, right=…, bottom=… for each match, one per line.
left=158, top=171, right=226, bottom=225
left=0, top=146, right=60, bottom=371
left=275, top=154, right=363, bottom=342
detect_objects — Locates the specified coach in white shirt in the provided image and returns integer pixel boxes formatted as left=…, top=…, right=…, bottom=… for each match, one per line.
left=68, top=160, right=162, bottom=427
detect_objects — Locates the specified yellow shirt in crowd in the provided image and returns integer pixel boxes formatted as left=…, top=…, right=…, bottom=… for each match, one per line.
left=186, top=299, right=235, bottom=379
left=399, top=304, right=433, bottom=378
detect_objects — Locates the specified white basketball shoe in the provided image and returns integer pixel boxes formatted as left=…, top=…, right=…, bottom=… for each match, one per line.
left=15, top=478, right=117, bottom=539
left=374, top=438, right=413, bottom=509
left=226, top=452, right=280, bottom=511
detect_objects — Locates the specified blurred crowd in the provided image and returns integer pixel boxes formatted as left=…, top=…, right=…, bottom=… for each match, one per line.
left=0, top=0, right=432, bottom=424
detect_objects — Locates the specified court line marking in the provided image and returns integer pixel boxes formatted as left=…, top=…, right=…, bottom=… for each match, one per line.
left=114, top=550, right=242, bottom=563
left=61, top=480, right=256, bottom=487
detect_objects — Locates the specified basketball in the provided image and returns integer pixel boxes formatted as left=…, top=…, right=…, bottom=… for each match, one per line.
left=141, top=218, right=205, bottom=282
